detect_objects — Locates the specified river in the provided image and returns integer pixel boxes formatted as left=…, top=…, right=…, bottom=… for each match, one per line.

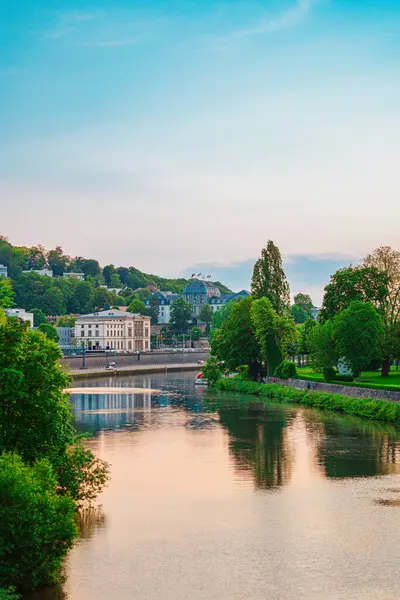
left=28, top=372, right=400, bottom=600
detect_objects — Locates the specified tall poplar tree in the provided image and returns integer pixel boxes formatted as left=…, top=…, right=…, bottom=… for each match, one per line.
left=251, top=241, right=290, bottom=315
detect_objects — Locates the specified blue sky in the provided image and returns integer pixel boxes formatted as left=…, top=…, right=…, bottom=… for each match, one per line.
left=1, top=1, right=400, bottom=302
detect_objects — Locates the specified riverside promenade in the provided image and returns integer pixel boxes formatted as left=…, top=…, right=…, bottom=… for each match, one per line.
left=69, top=362, right=203, bottom=380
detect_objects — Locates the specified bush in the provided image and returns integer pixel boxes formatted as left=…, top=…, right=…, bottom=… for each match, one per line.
left=56, top=438, right=109, bottom=506
left=323, top=366, right=337, bottom=382
left=274, top=361, right=297, bottom=379
left=201, top=357, right=223, bottom=386
left=335, top=374, right=354, bottom=382
left=216, top=379, right=400, bottom=424
left=0, top=589, right=19, bottom=600
left=0, top=454, right=77, bottom=593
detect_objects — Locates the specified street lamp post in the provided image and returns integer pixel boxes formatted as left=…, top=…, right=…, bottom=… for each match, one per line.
left=81, top=342, right=86, bottom=369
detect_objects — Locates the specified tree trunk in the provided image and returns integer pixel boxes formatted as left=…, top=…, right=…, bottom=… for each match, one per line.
left=381, top=356, right=391, bottom=377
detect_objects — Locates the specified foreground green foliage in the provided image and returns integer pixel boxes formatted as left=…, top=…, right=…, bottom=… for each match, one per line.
left=216, top=378, right=400, bottom=424
left=0, top=312, right=109, bottom=593
left=0, top=454, right=77, bottom=593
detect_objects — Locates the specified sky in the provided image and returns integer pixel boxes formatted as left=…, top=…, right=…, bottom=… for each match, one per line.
left=1, top=0, right=400, bottom=303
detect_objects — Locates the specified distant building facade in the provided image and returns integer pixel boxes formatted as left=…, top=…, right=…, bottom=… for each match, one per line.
left=209, top=290, right=250, bottom=312
left=75, top=309, right=151, bottom=351
left=22, top=269, right=53, bottom=277
left=0, top=264, right=8, bottom=278
left=63, top=272, right=85, bottom=281
left=311, top=306, right=321, bottom=321
left=6, top=308, right=34, bottom=327
left=144, top=283, right=250, bottom=324
left=56, top=327, right=72, bottom=347
left=145, top=291, right=181, bottom=325
left=183, top=280, right=221, bottom=318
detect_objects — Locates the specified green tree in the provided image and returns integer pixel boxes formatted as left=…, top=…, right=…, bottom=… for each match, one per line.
left=0, top=312, right=109, bottom=495
left=211, top=298, right=262, bottom=379
left=199, top=304, right=213, bottom=324
left=190, top=327, right=202, bottom=341
left=110, top=273, right=123, bottom=289
left=251, top=297, right=296, bottom=376
left=251, top=240, right=290, bottom=314
left=297, top=318, right=317, bottom=362
left=363, top=246, right=400, bottom=375
left=334, top=301, right=384, bottom=377
left=291, top=304, right=308, bottom=324
left=0, top=453, right=77, bottom=593
left=28, top=245, right=46, bottom=269
left=201, top=356, right=223, bottom=385
left=38, top=323, right=60, bottom=343
left=32, top=308, right=48, bottom=327
left=211, top=299, right=239, bottom=330
left=57, top=315, right=76, bottom=328
left=47, top=247, right=70, bottom=277
left=73, top=281, right=95, bottom=314
left=293, top=293, right=313, bottom=316
left=74, top=258, right=101, bottom=278
left=308, top=320, right=338, bottom=370
left=94, top=287, right=111, bottom=310
left=170, top=298, right=192, bottom=333
left=150, top=295, right=160, bottom=325
left=102, top=264, right=115, bottom=285
left=127, top=298, right=147, bottom=315
left=0, top=279, right=15, bottom=309
left=320, top=266, right=389, bottom=323
left=0, top=316, right=73, bottom=463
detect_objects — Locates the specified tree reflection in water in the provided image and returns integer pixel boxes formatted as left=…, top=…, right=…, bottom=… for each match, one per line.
left=76, top=506, right=106, bottom=539
left=218, top=401, right=294, bottom=489
left=301, top=409, right=400, bottom=479
left=23, top=507, right=106, bottom=600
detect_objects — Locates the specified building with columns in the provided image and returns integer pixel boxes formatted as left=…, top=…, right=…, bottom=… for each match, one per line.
left=75, top=309, right=151, bottom=351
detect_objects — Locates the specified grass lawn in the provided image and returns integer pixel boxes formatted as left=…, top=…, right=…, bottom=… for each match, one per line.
left=297, top=366, right=400, bottom=390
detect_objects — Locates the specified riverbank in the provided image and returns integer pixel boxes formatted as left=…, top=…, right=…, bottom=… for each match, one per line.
left=216, top=378, right=400, bottom=425
left=70, top=363, right=201, bottom=379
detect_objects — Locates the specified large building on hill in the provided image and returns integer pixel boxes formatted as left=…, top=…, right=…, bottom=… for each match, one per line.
left=183, top=280, right=221, bottom=318
left=75, top=309, right=150, bottom=352
left=145, top=281, right=250, bottom=324
left=209, top=290, right=250, bottom=312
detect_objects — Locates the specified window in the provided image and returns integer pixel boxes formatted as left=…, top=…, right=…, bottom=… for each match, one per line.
left=134, top=322, right=144, bottom=337
left=145, top=328, right=149, bottom=338
left=128, top=328, right=132, bottom=337
left=128, top=341, right=132, bottom=350
left=81, top=331, right=85, bottom=337
left=81, top=325, right=84, bottom=329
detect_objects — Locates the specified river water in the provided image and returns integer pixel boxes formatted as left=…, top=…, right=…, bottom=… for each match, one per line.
left=29, top=372, right=400, bottom=600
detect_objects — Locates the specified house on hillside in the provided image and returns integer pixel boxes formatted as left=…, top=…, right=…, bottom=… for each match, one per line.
left=145, top=291, right=181, bottom=325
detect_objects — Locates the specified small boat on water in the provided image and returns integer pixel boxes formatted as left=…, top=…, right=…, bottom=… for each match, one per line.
left=194, top=372, right=208, bottom=386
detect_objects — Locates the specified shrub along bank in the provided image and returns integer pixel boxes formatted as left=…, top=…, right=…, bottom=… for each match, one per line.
left=216, top=378, right=400, bottom=425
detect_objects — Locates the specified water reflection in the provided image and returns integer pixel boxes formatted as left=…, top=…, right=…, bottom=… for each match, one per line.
left=76, top=506, right=106, bottom=539
left=218, top=401, right=294, bottom=489
left=28, top=373, right=400, bottom=600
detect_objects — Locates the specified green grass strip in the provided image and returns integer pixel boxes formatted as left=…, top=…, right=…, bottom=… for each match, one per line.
left=216, top=379, right=400, bottom=425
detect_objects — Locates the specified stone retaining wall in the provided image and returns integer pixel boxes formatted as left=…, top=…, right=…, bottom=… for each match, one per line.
left=265, top=377, right=400, bottom=403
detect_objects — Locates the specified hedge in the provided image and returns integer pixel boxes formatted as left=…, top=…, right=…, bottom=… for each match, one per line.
left=216, top=379, right=400, bottom=424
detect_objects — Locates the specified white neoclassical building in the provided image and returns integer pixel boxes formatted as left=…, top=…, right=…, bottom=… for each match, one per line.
left=75, top=309, right=151, bottom=352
